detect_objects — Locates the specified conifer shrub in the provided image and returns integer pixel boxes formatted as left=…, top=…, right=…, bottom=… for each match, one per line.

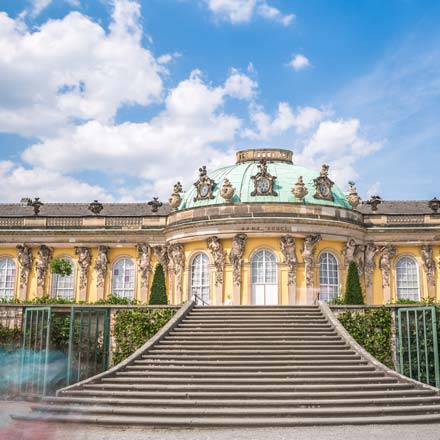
left=344, top=260, right=364, bottom=305
left=149, top=264, right=167, bottom=305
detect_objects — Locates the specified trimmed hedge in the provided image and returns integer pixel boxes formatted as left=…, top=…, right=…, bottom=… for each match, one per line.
left=338, top=307, right=393, bottom=368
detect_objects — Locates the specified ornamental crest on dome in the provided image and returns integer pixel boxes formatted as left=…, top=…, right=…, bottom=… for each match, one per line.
left=313, top=164, right=334, bottom=201
left=194, top=166, right=216, bottom=201
left=251, top=159, right=278, bottom=196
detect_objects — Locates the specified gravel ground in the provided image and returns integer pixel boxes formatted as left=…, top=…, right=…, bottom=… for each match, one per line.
left=2, top=401, right=440, bottom=440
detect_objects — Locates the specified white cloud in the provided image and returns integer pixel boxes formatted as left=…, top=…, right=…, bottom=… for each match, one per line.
left=223, top=68, right=257, bottom=99
left=0, top=161, right=112, bottom=202
left=289, top=54, right=311, bottom=71
left=21, top=69, right=254, bottom=199
left=367, top=181, right=381, bottom=197
left=205, top=0, right=294, bottom=26
left=296, top=119, right=382, bottom=186
left=245, top=103, right=325, bottom=139
left=0, top=1, right=163, bottom=137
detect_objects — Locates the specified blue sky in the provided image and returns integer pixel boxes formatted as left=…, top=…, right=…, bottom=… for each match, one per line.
left=0, top=0, right=439, bottom=202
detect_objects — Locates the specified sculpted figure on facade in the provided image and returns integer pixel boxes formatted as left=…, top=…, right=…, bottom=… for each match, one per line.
left=229, top=233, right=247, bottom=286
left=353, top=244, right=366, bottom=276
left=75, top=247, right=91, bottom=291
left=136, top=243, right=152, bottom=288
left=36, top=245, right=52, bottom=289
left=302, top=234, right=322, bottom=288
left=168, top=243, right=185, bottom=296
left=421, top=245, right=436, bottom=287
left=95, top=246, right=109, bottom=288
left=379, top=244, right=397, bottom=288
left=280, top=235, right=297, bottom=286
left=16, top=244, right=33, bottom=291
left=207, top=236, right=225, bottom=286
left=364, top=243, right=378, bottom=287
left=153, top=245, right=169, bottom=274
left=342, top=238, right=357, bottom=267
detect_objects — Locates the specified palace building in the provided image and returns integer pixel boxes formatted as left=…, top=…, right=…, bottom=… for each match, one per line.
left=0, top=148, right=439, bottom=306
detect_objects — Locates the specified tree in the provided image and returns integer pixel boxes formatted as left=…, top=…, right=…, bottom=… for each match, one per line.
left=344, top=260, right=364, bottom=305
left=149, top=264, right=167, bottom=305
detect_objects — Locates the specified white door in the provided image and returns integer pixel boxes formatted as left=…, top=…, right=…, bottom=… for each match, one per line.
left=251, top=249, right=278, bottom=305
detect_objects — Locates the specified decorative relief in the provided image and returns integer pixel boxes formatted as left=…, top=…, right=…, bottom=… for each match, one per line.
left=95, top=245, right=109, bottom=288
left=36, top=245, right=52, bottom=289
left=220, top=179, right=235, bottom=202
left=194, top=166, right=216, bottom=201
left=229, top=233, right=247, bottom=286
left=421, top=245, right=436, bottom=287
left=347, top=181, right=361, bottom=209
left=105, top=217, right=142, bottom=227
left=280, top=235, right=297, bottom=286
left=379, top=244, right=397, bottom=288
left=313, top=165, right=334, bottom=201
left=16, top=244, right=33, bottom=291
left=342, top=238, right=357, bottom=267
left=153, top=245, right=169, bottom=274
left=429, top=197, right=440, bottom=213
left=386, top=215, right=424, bottom=224
left=251, top=159, right=277, bottom=196
left=168, top=243, right=185, bottom=295
left=292, top=176, right=308, bottom=202
left=31, top=198, right=44, bottom=216
left=207, top=236, right=225, bottom=286
left=148, top=197, right=163, bottom=213
left=47, top=217, right=82, bottom=227
left=302, top=234, right=321, bottom=288
left=169, top=182, right=183, bottom=210
left=75, top=247, right=91, bottom=290
left=365, top=243, right=379, bottom=287
left=136, top=243, right=152, bottom=288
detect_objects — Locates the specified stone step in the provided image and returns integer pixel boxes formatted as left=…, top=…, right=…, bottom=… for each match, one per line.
left=102, top=376, right=395, bottom=385
left=171, top=328, right=337, bottom=335
left=185, top=315, right=326, bottom=320
left=60, top=389, right=436, bottom=400
left=181, top=318, right=328, bottom=324
left=43, top=395, right=440, bottom=408
left=82, top=382, right=411, bottom=392
left=126, top=364, right=376, bottom=372
left=146, top=349, right=356, bottom=356
left=15, top=413, right=440, bottom=427
left=115, top=370, right=385, bottom=378
left=156, top=342, right=348, bottom=349
left=167, top=334, right=340, bottom=340
left=136, top=356, right=366, bottom=364
left=194, top=306, right=320, bottom=310
left=140, top=355, right=363, bottom=362
left=178, top=323, right=332, bottom=328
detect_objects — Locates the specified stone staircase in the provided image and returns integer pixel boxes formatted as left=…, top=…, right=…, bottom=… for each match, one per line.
left=13, top=303, right=440, bottom=426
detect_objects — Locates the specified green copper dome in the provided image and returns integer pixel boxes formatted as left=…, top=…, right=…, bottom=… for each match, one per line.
left=178, top=149, right=351, bottom=210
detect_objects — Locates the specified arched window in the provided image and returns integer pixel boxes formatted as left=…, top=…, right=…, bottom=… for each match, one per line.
left=112, top=258, right=135, bottom=299
left=51, top=257, right=75, bottom=300
left=251, top=249, right=278, bottom=305
left=319, top=252, right=340, bottom=302
left=190, top=253, right=210, bottom=304
left=396, top=256, right=420, bottom=301
left=0, top=257, right=16, bottom=300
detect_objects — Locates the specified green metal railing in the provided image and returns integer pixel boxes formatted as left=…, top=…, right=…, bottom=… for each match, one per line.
left=20, top=307, right=52, bottom=396
left=397, top=306, right=440, bottom=388
left=67, top=307, right=110, bottom=385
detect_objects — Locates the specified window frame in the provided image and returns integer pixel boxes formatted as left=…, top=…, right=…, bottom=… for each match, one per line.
left=190, top=252, right=211, bottom=304
left=395, top=255, right=420, bottom=301
left=111, top=257, right=136, bottom=300
left=0, top=256, right=17, bottom=300
left=318, top=250, right=340, bottom=302
left=50, top=256, right=76, bottom=300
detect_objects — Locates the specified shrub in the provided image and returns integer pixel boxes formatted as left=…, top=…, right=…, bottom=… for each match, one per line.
left=149, top=264, right=167, bottom=305
left=344, top=261, right=364, bottom=305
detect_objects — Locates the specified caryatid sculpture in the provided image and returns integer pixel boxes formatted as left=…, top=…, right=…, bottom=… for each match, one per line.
left=364, top=243, right=378, bottom=287
left=16, top=244, right=33, bottom=295
left=168, top=243, right=185, bottom=298
left=302, top=234, right=322, bottom=288
left=421, top=245, right=436, bottom=287
left=280, top=235, right=297, bottom=286
left=207, top=236, right=225, bottom=286
left=229, top=234, right=247, bottom=286
left=36, top=245, right=52, bottom=293
left=75, top=247, right=91, bottom=291
left=95, top=245, right=109, bottom=289
left=136, top=243, right=152, bottom=288
left=379, top=244, right=397, bottom=288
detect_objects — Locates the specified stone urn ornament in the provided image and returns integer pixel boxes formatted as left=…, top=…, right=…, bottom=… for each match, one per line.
left=292, top=176, right=308, bottom=202
left=220, top=179, right=235, bottom=202
left=169, top=182, right=183, bottom=210
left=347, top=181, right=361, bottom=209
